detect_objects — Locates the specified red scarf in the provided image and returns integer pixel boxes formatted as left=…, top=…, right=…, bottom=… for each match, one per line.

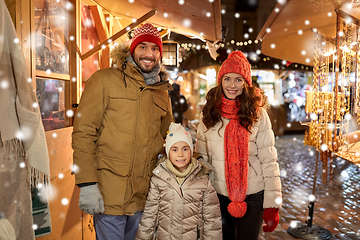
left=221, top=95, right=249, bottom=218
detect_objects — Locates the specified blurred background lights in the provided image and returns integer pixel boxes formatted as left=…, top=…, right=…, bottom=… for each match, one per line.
left=345, top=113, right=352, bottom=121
left=341, top=170, right=349, bottom=179
left=183, top=19, right=191, bottom=27
left=65, top=1, right=74, bottom=10
left=59, top=173, right=64, bottom=179
left=1, top=80, right=9, bottom=89
left=308, top=194, right=316, bottom=202
left=235, top=13, right=240, bottom=18
left=72, top=164, right=80, bottom=174
left=320, top=144, right=328, bottom=151
left=290, top=221, right=298, bottom=228
left=61, top=198, right=69, bottom=205
left=66, top=110, right=74, bottom=117
left=52, top=133, right=57, bottom=138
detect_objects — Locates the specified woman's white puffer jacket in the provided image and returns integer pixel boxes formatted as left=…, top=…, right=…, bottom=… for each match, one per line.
left=195, top=108, right=282, bottom=209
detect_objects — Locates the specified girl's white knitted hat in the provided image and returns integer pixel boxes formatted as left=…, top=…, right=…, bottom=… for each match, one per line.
left=165, top=123, right=193, bottom=157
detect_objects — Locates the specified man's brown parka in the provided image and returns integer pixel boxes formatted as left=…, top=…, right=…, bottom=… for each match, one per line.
left=72, top=45, right=173, bottom=215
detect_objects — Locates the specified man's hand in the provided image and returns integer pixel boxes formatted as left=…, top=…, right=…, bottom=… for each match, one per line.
left=79, top=183, right=105, bottom=215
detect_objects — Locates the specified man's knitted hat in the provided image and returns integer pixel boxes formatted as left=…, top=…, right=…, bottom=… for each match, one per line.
left=165, top=123, right=193, bottom=157
left=217, top=51, right=252, bottom=86
left=130, top=23, right=163, bottom=56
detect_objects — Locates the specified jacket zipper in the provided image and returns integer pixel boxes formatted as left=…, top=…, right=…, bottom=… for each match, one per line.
left=197, top=225, right=200, bottom=239
left=159, top=164, right=200, bottom=197
left=121, top=61, right=128, bottom=87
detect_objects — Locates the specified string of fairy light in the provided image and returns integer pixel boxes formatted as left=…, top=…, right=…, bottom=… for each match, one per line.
left=176, top=38, right=312, bottom=70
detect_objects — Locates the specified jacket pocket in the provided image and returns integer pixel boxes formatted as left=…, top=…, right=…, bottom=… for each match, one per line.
left=106, top=89, right=138, bottom=116
left=96, top=157, right=132, bottom=207
left=153, top=95, right=167, bottom=112
left=108, top=88, right=137, bottom=100
left=97, top=157, right=132, bottom=177
left=249, top=160, right=258, bottom=176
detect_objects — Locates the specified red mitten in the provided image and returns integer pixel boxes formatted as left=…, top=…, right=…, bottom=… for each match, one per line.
left=262, top=208, right=279, bottom=232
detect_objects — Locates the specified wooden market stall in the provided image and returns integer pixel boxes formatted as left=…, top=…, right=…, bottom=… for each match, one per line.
left=257, top=0, right=360, bottom=239
left=4, top=0, right=222, bottom=239
left=257, top=0, right=360, bottom=170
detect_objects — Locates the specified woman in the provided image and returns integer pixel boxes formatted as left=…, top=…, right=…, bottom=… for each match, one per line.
left=195, top=51, right=282, bottom=240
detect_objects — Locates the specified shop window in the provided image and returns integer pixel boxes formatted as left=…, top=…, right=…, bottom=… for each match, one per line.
left=34, top=0, right=69, bottom=74
left=34, top=0, right=70, bottom=131
left=36, top=78, right=66, bottom=131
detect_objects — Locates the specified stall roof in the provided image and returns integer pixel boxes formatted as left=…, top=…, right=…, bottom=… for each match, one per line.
left=256, top=0, right=360, bottom=66
left=82, top=0, right=222, bottom=42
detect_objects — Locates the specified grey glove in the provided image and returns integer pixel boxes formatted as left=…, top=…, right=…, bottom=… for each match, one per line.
left=79, top=183, right=105, bottom=215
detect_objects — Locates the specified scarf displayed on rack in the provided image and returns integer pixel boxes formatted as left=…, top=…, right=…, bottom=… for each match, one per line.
left=0, top=0, right=51, bottom=238
left=221, top=95, right=249, bottom=218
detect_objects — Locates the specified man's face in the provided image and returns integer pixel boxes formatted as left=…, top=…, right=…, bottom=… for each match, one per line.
left=132, top=42, right=161, bottom=73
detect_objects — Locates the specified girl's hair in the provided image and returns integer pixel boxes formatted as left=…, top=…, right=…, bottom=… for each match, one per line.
left=202, top=80, right=269, bottom=133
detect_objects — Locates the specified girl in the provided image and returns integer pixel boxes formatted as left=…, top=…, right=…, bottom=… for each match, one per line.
left=136, top=123, right=222, bottom=240
left=195, top=51, right=282, bottom=240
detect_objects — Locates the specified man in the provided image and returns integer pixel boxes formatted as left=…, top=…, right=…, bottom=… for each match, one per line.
left=169, top=82, right=188, bottom=125
left=72, top=23, right=173, bottom=240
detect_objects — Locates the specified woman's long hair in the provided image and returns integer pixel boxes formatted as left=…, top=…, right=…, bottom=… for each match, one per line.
left=202, top=81, right=268, bottom=133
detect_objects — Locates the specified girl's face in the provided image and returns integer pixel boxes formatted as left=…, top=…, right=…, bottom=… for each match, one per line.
left=221, top=73, right=245, bottom=99
left=169, top=141, right=191, bottom=172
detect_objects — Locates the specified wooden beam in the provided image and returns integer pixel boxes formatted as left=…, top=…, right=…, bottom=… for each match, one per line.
left=336, top=9, right=360, bottom=27
left=68, top=0, right=82, bottom=126
left=81, top=9, right=157, bottom=61
left=89, top=5, right=110, bottom=68
left=89, top=5, right=109, bottom=41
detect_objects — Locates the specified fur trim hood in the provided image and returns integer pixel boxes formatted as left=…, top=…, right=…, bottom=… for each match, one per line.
left=110, top=43, right=170, bottom=81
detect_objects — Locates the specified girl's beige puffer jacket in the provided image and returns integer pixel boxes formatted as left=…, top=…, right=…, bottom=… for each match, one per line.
left=195, top=108, right=282, bottom=209
left=135, top=158, right=222, bottom=240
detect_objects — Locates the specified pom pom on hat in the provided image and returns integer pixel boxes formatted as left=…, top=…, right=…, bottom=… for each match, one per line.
left=217, top=51, right=252, bottom=86
left=165, top=123, right=193, bottom=157
left=130, top=23, right=163, bottom=56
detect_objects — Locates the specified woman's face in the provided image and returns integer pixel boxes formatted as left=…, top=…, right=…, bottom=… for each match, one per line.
left=221, top=73, right=245, bottom=99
